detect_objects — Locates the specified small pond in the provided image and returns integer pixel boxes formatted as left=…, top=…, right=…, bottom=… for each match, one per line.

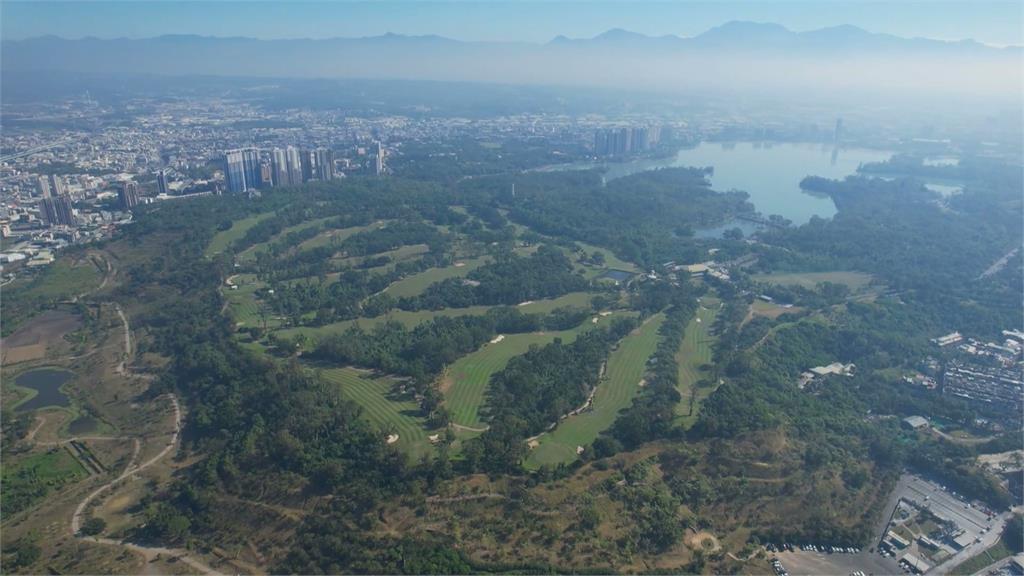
left=14, top=367, right=74, bottom=412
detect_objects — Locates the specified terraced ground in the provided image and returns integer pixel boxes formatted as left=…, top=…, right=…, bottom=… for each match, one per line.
left=384, top=256, right=489, bottom=298
left=205, top=212, right=275, bottom=256
left=318, top=367, right=435, bottom=461
left=675, top=296, right=721, bottom=426
left=275, top=292, right=595, bottom=345
left=526, top=313, right=665, bottom=469
left=443, top=316, right=621, bottom=429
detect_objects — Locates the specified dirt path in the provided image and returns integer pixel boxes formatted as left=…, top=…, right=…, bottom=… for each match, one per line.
left=426, top=493, right=507, bottom=503
left=25, top=414, right=47, bottom=442
left=69, top=305, right=222, bottom=575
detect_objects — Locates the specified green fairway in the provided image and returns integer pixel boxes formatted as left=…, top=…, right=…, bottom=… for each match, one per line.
left=297, top=222, right=383, bottom=253
left=275, top=292, right=595, bottom=344
left=223, top=274, right=283, bottom=329
left=205, top=212, right=275, bottom=256
left=572, top=241, right=641, bottom=273
left=675, top=296, right=721, bottom=425
left=237, top=216, right=333, bottom=262
left=443, top=318, right=614, bottom=429
left=526, top=313, right=664, bottom=468
left=385, top=256, right=489, bottom=298
left=318, top=367, right=435, bottom=461
left=751, top=270, right=873, bottom=291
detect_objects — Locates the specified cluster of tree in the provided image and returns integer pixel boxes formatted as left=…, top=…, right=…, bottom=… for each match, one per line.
left=404, top=245, right=590, bottom=309
left=604, top=459, right=688, bottom=554
left=114, top=186, right=413, bottom=549
left=454, top=168, right=752, bottom=269
left=262, top=254, right=449, bottom=325
left=777, top=175, right=1022, bottom=337
left=309, top=305, right=593, bottom=391
left=463, top=317, right=639, bottom=472
left=607, top=282, right=701, bottom=450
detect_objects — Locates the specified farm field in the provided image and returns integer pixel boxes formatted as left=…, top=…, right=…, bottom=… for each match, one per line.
left=526, top=313, right=665, bottom=468
left=205, top=211, right=275, bottom=256
left=317, top=367, right=435, bottom=461
left=751, top=270, right=873, bottom=291
left=675, top=296, right=721, bottom=426
left=384, top=256, right=489, bottom=298
left=443, top=316, right=621, bottom=429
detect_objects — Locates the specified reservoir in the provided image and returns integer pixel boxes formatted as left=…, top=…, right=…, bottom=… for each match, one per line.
left=542, top=142, right=892, bottom=227
left=602, top=142, right=892, bottom=225
left=14, top=367, right=74, bottom=412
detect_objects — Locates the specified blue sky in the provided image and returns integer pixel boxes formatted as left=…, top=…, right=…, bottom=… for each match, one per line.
left=3, top=1, right=1022, bottom=46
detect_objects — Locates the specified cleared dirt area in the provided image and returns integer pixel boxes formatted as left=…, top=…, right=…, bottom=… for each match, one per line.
left=1, top=309, right=81, bottom=365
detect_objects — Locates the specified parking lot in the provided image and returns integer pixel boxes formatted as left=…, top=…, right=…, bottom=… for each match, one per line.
left=764, top=474, right=1009, bottom=576
left=773, top=549, right=900, bottom=576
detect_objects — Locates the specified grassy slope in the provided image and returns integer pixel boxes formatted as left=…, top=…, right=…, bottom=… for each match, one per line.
left=751, top=271, right=873, bottom=291
left=318, top=367, right=435, bottom=461
left=275, top=292, right=594, bottom=344
left=526, top=313, right=665, bottom=468
left=384, top=256, right=489, bottom=299
left=236, top=216, right=334, bottom=262
left=675, top=297, right=721, bottom=426
left=444, top=315, right=625, bottom=429
left=204, top=212, right=275, bottom=256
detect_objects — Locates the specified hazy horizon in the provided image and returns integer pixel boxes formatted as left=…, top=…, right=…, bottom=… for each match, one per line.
left=2, top=1, right=1023, bottom=46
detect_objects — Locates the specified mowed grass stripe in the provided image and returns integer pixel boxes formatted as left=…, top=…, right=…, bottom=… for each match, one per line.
left=444, top=313, right=623, bottom=429
left=319, top=367, right=433, bottom=460
left=675, top=297, right=721, bottom=424
left=446, top=331, right=571, bottom=428
left=526, top=313, right=665, bottom=468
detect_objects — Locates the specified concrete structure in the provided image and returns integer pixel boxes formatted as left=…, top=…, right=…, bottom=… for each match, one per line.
left=224, top=147, right=262, bottom=192
left=118, top=180, right=139, bottom=210
left=932, top=332, right=963, bottom=347
left=902, top=416, right=929, bottom=430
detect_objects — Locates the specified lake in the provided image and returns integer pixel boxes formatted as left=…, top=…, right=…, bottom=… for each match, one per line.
left=605, top=142, right=892, bottom=225
left=14, top=367, right=74, bottom=412
left=543, top=142, right=892, bottom=227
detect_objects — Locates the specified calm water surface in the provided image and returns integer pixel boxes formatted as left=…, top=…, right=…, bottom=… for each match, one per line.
left=14, top=367, right=73, bottom=411
left=599, top=142, right=893, bottom=225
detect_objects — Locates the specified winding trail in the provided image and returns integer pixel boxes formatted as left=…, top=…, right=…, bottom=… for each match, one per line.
left=67, top=304, right=222, bottom=575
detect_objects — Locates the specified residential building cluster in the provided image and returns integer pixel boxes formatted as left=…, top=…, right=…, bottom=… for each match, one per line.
left=593, top=125, right=669, bottom=156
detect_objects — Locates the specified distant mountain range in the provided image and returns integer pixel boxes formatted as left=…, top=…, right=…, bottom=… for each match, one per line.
left=3, top=22, right=1020, bottom=100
